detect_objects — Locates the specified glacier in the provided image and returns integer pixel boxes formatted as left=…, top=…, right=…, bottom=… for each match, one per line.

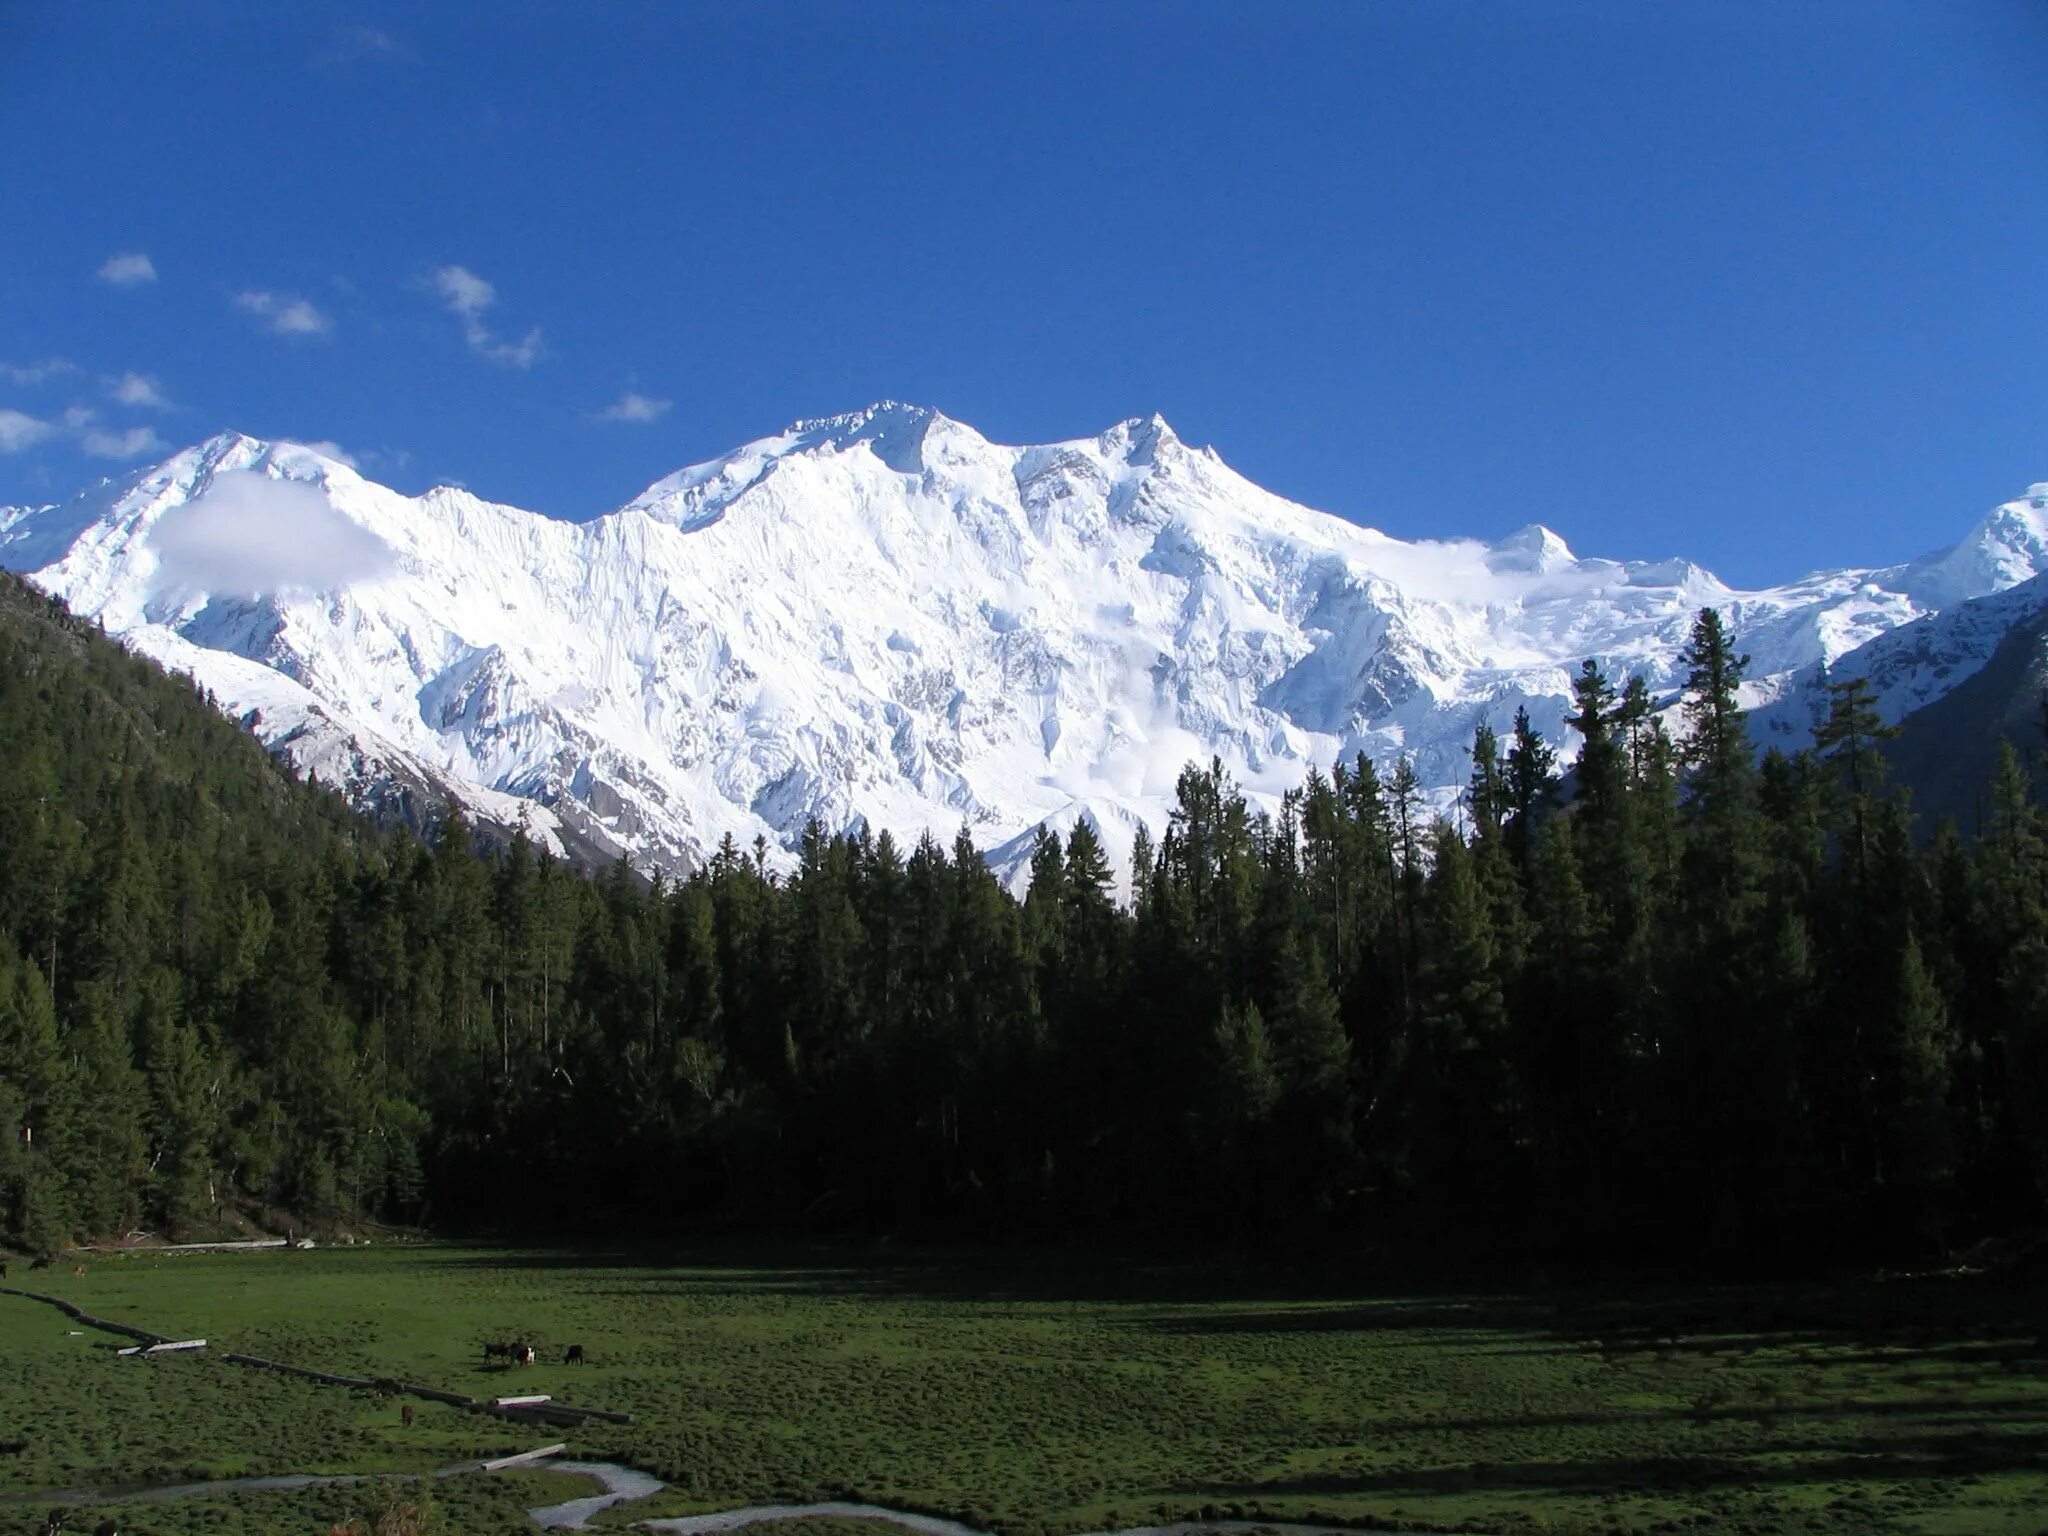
left=3, top=404, right=2043, bottom=887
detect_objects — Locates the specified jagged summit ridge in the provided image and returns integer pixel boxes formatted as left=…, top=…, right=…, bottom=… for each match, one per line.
left=3, top=405, right=2044, bottom=887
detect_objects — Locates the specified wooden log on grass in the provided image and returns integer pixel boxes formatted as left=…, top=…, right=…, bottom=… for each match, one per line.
left=480, top=1443, right=567, bottom=1471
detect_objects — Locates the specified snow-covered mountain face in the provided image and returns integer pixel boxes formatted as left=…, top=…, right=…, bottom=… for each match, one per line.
left=3, top=407, right=2043, bottom=886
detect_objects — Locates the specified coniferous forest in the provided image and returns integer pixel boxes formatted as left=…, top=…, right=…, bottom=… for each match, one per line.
left=5, top=569, right=2048, bottom=1266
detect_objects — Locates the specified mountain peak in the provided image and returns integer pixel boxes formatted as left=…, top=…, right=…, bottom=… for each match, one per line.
left=1902, top=485, right=2048, bottom=608
left=786, top=400, right=940, bottom=438
left=1487, top=522, right=1577, bottom=574
left=775, top=402, right=987, bottom=476
left=1096, top=412, right=1181, bottom=468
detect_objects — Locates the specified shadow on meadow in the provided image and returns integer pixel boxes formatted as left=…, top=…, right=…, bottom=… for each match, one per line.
left=419, top=1240, right=2048, bottom=1369
left=1170, top=1414, right=2048, bottom=1499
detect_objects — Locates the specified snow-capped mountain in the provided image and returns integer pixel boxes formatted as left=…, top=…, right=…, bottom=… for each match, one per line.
left=1752, top=566, right=2048, bottom=747
left=3, top=405, right=2043, bottom=885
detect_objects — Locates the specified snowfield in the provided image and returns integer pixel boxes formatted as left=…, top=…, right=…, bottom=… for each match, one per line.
left=4, top=405, right=2044, bottom=886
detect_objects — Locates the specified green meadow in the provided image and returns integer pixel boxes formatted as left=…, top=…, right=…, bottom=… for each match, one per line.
left=3, top=1243, right=2046, bottom=1536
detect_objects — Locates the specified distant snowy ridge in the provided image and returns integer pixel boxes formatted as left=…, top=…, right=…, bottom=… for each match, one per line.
left=3, top=410, right=2043, bottom=887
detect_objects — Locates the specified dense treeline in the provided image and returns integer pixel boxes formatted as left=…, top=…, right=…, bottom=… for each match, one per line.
left=4, top=570, right=2047, bottom=1263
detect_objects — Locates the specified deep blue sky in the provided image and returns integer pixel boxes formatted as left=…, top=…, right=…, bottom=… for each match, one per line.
left=2, top=1, right=2043, bottom=585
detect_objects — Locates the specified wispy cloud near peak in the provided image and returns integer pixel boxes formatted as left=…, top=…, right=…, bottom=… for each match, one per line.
left=110, top=372, right=171, bottom=410
left=0, top=358, right=76, bottom=386
left=0, top=410, right=57, bottom=453
left=149, top=471, right=394, bottom=597
left=81, top=424, right=168, bottom=460
left=235, top=290, right=333, bottom=336
left=96, top=252, right=157, bottom=286
left=598, top=391, right=672, bottom=424
left=430, top=265, right=543, bottom=369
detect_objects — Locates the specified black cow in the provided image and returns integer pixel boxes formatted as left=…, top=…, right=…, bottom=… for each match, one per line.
left=94, top=1521, right=119, bottom=1536
left=564, top=1343, right=585, bottom=1365
left=483, top=1340, right=513, bottom=1361
left=513, top=1342, right=535, bottom=1367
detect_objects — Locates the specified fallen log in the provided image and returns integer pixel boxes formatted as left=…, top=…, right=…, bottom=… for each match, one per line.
left=77, top=1238, right=289, bottom=1254
left=116, top=1339, right=207, bottom=1356
left=481, top=1443, right=567, bottom=1471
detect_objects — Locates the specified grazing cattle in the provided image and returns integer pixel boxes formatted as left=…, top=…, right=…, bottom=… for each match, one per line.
left=564, top=1343, right=585, bottom=1365
left=29, top=1255, right=52, bottom=1271
left=514, top=1343, right=536, bottom=1367
left=71, top=1264, right=85, bottom=1277
left=484, top=1340, right=513, bottom=1360
left=1, top=1260, right=9, bottom=1278
left=94, top=1521, right=119, bottom=1536
left=401, top=1403, right=416, bottom=1428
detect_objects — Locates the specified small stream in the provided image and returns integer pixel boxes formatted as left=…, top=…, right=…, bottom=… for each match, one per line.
left=7, top=1456, right=1398, bottom=1536
left=527, top=1460, right=665, bottom=1527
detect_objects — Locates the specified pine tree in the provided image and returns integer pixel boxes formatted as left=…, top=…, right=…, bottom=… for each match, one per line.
left=1813, top=672, right=1898, bottom=889
left=1677, top=608, right=1751, bottom=801
left=1468, top=723, right=1507, bottom=843
left=140, top=989, right=223, bottom=1234
left=1416, top=823, right=1514, bottom=1202
left=1504, top=706, right=1558, bottom=873
left=1882, top=935, right=1955, bottom=1251
left=1261, top=927, right=1352, bottom=1214
left=1566, top=660, right=1623, bottom=819
left=0, top=948, right=76, bottom=1250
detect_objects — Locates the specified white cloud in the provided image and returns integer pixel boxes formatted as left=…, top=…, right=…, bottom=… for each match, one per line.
left=0, top=409, right=57, bottom=453
left=284, top=439, right=361, bottom=469
left=432, top=265, right=495, bottom=317
left=82, top=425, right=168, bottom=460
left=149, top=470, right=394, bottom=598
left=0, top=357, right=76, bottom=386
left=430, top=264, right=543, bottom=368
left=485, top=328, right=543, bottom=369
left=97, top=252, right=157, bottom=286
left=109, top=372, right=171, bottom=410
left=598, top=391, right=672, bottom=424
left=0, top=397, right=171, bottom=460
left=235, top=290, right=333, bottom=336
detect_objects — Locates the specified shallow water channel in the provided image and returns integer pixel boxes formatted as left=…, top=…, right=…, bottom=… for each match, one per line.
left=9, top=1454, right=1392, bottom=1536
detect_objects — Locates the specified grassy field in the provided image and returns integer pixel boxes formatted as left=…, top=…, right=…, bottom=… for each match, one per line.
left=2, top=1241, right=2046, bottom=1535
